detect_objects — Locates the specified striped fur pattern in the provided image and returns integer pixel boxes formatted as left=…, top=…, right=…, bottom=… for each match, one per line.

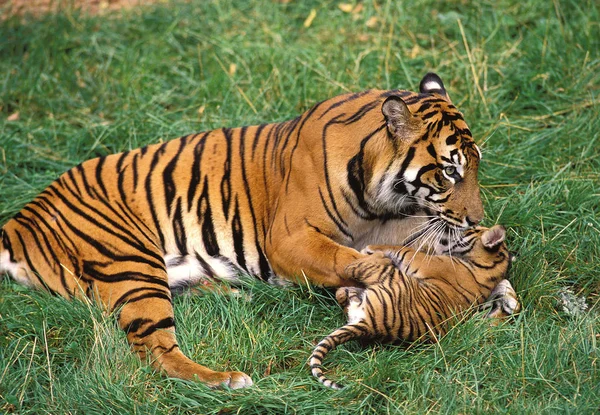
left=1, top=73, right=484, bottom=388
left=310, top=225, right=519, bottom=390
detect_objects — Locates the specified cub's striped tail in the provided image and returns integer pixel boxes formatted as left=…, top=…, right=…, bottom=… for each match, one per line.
left=310, top=324, right=364, bottom=390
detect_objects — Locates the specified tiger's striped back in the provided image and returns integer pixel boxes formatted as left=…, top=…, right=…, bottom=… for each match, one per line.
left=310, top=225, right=516, bottom=390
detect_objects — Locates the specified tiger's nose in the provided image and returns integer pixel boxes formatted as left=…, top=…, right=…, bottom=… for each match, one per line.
left=466, top=215, right=482, bottom=226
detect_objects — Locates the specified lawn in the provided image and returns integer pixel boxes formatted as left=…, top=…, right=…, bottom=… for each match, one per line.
left=0, top=0, right=599, bottom=413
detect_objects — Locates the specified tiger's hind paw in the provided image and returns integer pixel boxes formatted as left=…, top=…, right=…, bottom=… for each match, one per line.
left=225, top=371, right=254, bottom=389
left=208, top=371, right=253, bottom=389
left=482, top=279, right=521, bottom=320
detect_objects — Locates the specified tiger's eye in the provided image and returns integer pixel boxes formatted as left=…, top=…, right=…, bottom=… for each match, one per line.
left=444, top=166, right=456, bottom=176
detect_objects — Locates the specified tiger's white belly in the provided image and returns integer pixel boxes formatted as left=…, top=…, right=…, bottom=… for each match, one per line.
left=351, top=216, right=429, bottom=251
left=0, top=250, right=31, bottom=286
left=164, top=254, right=242, bottom=289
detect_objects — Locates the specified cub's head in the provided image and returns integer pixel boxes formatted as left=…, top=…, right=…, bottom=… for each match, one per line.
left=435, top=224, right=511, bottom=275
left=368, top=73, right=483, bottom=229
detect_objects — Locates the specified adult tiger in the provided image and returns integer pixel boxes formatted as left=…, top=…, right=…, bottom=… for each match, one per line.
left=0, top=73, right=484, bottom=388
left=310, top=225, right=520, bottom=390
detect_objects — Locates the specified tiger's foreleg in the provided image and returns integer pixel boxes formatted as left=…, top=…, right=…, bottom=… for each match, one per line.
left=266, top=226, right=366, bottom=287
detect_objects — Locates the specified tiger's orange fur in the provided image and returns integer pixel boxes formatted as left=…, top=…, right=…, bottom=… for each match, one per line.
left=1, top=73, right=485, bottom=388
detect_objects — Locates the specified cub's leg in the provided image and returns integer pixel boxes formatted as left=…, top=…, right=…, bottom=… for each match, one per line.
left=481, top=279, right=521, bottom=319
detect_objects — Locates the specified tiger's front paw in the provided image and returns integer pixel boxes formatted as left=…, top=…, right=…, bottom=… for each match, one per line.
left=482, top=279, right=521, bottom=320
left=361, top=245, right=377, bottom=255
left=343, top=251, right=394, bottom=284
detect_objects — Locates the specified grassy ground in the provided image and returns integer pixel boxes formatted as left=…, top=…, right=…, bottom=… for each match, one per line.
left=0, top=0, right=599, bottom=413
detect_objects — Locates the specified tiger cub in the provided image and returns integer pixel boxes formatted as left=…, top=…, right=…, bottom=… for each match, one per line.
left=310, top=225, right=519, bottom=390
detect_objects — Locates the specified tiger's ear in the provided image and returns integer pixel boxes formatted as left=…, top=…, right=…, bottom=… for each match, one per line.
left=419, top=73, right=449, bottom=99
left=382, top=95, right=416, bottom=138
left=481, top=225, right=506, bottom=249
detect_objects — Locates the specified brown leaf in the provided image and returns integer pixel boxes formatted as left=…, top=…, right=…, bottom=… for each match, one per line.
left=7, top=111, right=19, bottom=121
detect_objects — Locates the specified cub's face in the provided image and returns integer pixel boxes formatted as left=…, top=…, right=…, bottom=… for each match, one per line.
left=369, top=74, right=484, bottom=230
left=435, top=224, right=510, bottom=272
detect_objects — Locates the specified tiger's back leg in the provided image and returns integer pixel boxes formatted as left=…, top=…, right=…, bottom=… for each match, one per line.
left=100, top=261, right=252, bottom=388
left=1, top=210, right=252, bottom=388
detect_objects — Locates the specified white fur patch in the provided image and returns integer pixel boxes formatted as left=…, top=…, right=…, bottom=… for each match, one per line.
left=0, top=250, right=32, bottom=286
left=475, top=144, right=482, bottom=160
left=423, top=81, right=442, bottom=91
left=165, top=253, right=241, bottom=288
left=346, top=294, right=366, bottom=324
left=403, top=167, right=420, bottom=182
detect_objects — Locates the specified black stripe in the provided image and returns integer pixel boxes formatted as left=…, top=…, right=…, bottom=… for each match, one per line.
left=220, top=128, right=233, bottom=220
left=95, top=157, right=109, bottom=199
left=145, top=145, right=167, bottom=248
left=231, top=197, right=247, bottom=272
left=318, top=90, right=372, bottom=120
left=113, top=287, right=171, bottom=310
left=285, top=100, right=325, bottom=192
left=238, top=126, right=270, bottom=279
left=163, top=136, right=188, bottom=214
left=138, top=317, right=175, bottom=338
left=251, top=124, right=268, bottom=158
left=343, top=100, right=380, bottom=125
left=197, top=176, right=219, bottom=257
left=172, top=197, right=187, bottom=255
left=187, top=132, right=209, bottom=209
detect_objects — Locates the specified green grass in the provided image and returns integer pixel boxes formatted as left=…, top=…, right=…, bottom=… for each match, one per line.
left=0, top=0, right=599, bottom=413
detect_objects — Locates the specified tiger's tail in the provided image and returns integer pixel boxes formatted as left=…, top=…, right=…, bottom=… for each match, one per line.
left=309, top=323, right=366, bottom=390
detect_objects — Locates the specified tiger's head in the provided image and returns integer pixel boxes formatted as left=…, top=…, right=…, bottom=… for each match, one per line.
left=365, top=73, right=483, bottom=230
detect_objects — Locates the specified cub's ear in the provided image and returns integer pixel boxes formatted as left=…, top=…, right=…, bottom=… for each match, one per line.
left=419, top=73, right=449, bottom=99
left=382, top=95, right=416, bottom=138
left=481, top=225, right=506, bottom=249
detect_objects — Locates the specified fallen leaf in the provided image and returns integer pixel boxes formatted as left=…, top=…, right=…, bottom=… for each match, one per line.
left=7, top=112, right=19, bottom=121
left=198, top=105, right=205, bottom=115
left=338, top=3, right=353, bottom=13
left=229, top=63, right=237, bottom=76
left=366, top=16, right=378, bottom=28
left=304, top=8, right=317, bottom=27
left=352, top=3, right=363, bottom=14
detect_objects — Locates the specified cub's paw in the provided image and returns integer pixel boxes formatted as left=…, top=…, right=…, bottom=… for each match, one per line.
left=482, top=279, right=521, bottom=320
left=335, top=286, right=364, bottom=307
